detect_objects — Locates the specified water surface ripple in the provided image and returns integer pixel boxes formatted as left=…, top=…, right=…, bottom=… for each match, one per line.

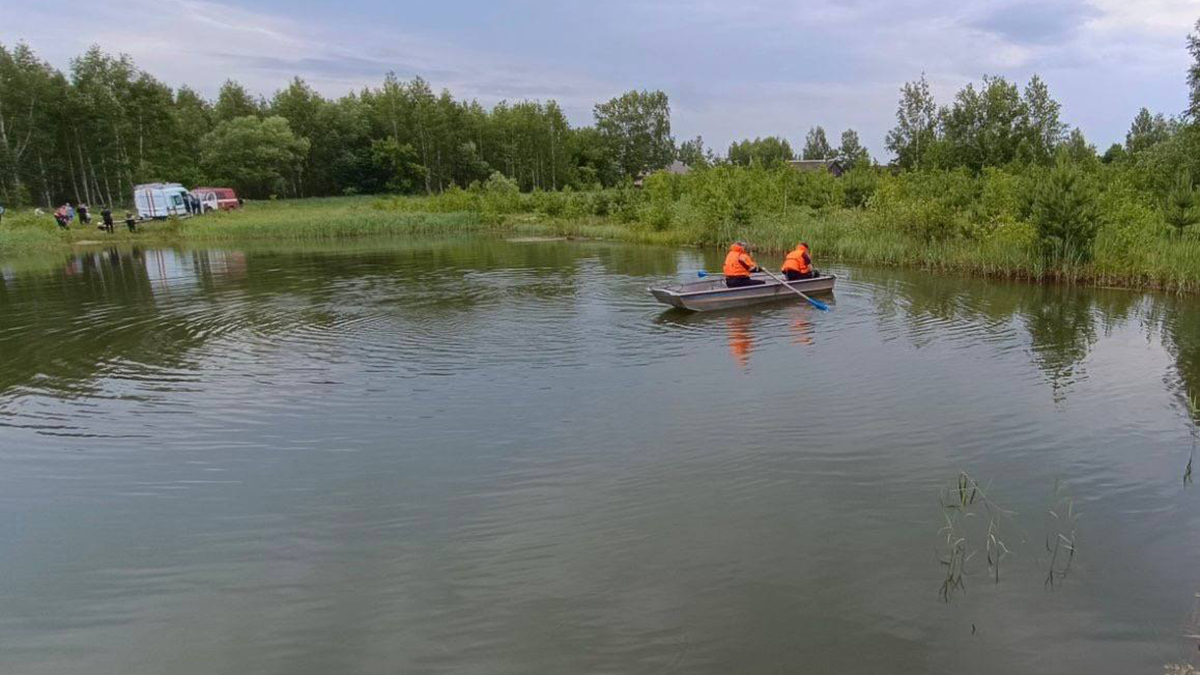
left=1, top=240, right=1198, bottom=675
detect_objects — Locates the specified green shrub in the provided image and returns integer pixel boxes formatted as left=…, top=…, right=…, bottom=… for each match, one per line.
left=590, top=191, right=612, bottom=216
left=985, top=221, right=1038, bottom=250
left=841, top=168, right=879, bottom=208
left=1029, top=160, right=1101, bottom=262
left=795, top=170, right=842, bottom=210
left=610, top=186, right=642, bottom=223
left=869, top=178, right=963, bottom=242
left=900, top=169, right=978, bottom=211
left=973, top=167, right=1022, bottom=227
left=561, top=188, right=593, bottom=219
left=1164, top=172, right=1199, bottom=237
left=640, top=172, right=678, bottom=230
left=481, top=172, right=520, bottom=217
left=531, top=189, right=567, bottom=217
left=433, top=184, right=480, bottom=213
left=687, top=164, right=749, bottom=226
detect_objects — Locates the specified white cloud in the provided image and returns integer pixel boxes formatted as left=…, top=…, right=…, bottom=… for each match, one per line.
left=1086, top=0, right=1200, bottom=39
left=2, top=0, right=1196, bottom=158
left=0, top=0, right=614, bottom=110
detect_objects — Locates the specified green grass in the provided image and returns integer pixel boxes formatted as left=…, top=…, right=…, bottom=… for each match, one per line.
left=7, top=194, right=1200, bottom=293
left=0, top=197, right=500, bottom=255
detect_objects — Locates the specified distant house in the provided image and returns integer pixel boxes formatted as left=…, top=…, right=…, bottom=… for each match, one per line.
left=786, top=158, right=846, bottom=177
left=634, top=160, right=692, bottom=188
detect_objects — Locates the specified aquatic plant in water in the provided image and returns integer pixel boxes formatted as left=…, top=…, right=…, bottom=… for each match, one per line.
left=937, top=472, right=1012, bottom=602
left=1044, top=479, right=1079, bottom=588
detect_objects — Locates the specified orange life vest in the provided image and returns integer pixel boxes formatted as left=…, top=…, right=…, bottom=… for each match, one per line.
left=723, top=244, right=757, bottom=278
left=782, top=244, right=812, bottom=275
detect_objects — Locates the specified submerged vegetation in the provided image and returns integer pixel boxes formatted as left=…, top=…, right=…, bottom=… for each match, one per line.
left=937, top=472, right=1013, bottom=602
left=934, top=472, right=1087, bottom=602
left=1044, top=480, right=1079, bottom=588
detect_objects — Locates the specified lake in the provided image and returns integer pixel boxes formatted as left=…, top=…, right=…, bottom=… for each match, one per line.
left=1, top=238, right=1198, bottom=674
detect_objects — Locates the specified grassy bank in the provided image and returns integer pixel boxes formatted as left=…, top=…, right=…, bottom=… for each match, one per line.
left=0, top=198, right=497, bottom=253
left=6, top=188, right=1200, bottom=293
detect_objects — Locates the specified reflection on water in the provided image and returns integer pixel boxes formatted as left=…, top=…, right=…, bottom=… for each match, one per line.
left=726, top=315, right=754, bottom=368
left=789, top=306, right=815, bottom=346
left=1, top=239, right=1199, bottom=675
left=1024, top=288, right=1099, bottom=402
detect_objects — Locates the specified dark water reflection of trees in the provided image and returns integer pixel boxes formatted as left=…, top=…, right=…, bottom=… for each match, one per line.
left=854, top=268, right=1167, bottom=402
left=0, top=240, right=657, bottom=398
left=5, top=243, right=1200, bottom=412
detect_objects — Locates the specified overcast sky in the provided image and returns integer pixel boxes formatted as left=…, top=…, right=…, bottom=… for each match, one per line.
left=1, top=0, right=1197, bottom=158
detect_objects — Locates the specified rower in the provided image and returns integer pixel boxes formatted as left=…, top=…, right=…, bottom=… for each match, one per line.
left=782, top=242, right=816, bottom=281
left=723, top=241, right=764, bottom=288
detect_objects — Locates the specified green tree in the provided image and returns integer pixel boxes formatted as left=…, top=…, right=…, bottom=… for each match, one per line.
left=593, top=89, right=674, bottom=179
left=0, top=43, right=65, bottom=206
left=168, top=86, right=214, bottom=186
left=940, top=75, right=1026, bottom=171
left=885, top=74, right=938, bottom=169
left=270, top=77, right=326, bottom=195
left=676, top=135, right=710, bottom=167
left=1018, top=75, right=1065, bottom=165
left=370, top=137, right=426, bottom=193
left=1125, top=108, right=1172, bottom=154
left=1062, top=127, right=1097, bottom=166
left=1165, top=172, right=1199, bottom=236
left=1100, top=143, right=1127, bottom=164
left=199, top=115, right=309, bottom=198
left=1132, top=124, right=1200, bottom=196
left=1030, top=158, right=1101, bottom=260
left=837, top=129, right=871, bottom=167
left=214, top=80, right=261, bottom=122
left=312, top=93, right=376, bottom=195
left=728, top=136, right=793, bottom=167
left=802, top=126, right=832, bottom=159
left=566, top=126, right=619, bottom=187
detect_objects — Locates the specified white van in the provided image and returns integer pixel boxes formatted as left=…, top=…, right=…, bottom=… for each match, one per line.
left=134, top=183, right=192, bottom=219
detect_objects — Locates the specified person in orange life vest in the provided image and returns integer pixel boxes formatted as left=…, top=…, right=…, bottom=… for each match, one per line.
left=781, top=242, right=816, bottom=281
left=723, top=241, right=764, bottom=288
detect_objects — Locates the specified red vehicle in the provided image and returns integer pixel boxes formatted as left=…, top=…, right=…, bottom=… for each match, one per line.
left=192, top=187, right=241, bottom=212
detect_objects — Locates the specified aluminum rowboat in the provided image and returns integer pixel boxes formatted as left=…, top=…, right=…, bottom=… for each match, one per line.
left=648, top=273, right=836, bottom=312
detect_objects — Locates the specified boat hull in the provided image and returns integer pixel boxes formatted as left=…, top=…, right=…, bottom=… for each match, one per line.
left=648, top=274, right=836, bottom=312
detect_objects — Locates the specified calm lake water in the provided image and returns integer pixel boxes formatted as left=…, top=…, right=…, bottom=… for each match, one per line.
left=1, top=238, right=1198, bottom=674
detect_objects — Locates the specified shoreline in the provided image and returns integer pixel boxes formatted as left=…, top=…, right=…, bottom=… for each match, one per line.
left=2, top=195, right=1198, bottom=294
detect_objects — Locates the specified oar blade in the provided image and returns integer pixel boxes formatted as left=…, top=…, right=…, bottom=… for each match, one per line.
left=808, top=296, right=830, bottom=312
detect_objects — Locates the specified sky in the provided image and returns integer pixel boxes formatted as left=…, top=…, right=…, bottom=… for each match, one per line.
left=1, top=0, right=1197, bottom=159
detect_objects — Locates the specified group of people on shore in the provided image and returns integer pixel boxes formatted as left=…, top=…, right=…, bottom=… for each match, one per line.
left=723, top=241, right=817, bottom=287
left=52, top=202, right=138, bottom=233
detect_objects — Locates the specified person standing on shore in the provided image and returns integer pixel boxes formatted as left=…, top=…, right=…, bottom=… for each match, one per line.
left=124, top=212, right=137, bottom=232
left=78, top=204, right=91, bottom=225
left=101, top=206, right=114, bottom=233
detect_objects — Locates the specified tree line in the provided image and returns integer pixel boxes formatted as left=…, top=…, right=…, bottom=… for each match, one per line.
left=0, top=45, right=674, bottom=205
left=1, top=16, right=1198, bottom=208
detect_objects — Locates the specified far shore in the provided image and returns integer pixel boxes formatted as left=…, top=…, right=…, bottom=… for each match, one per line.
left=4, top=195, right=1200, bottom=294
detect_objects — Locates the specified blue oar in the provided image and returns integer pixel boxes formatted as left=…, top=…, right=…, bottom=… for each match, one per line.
left=697, top=270, right=829, bottom=312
